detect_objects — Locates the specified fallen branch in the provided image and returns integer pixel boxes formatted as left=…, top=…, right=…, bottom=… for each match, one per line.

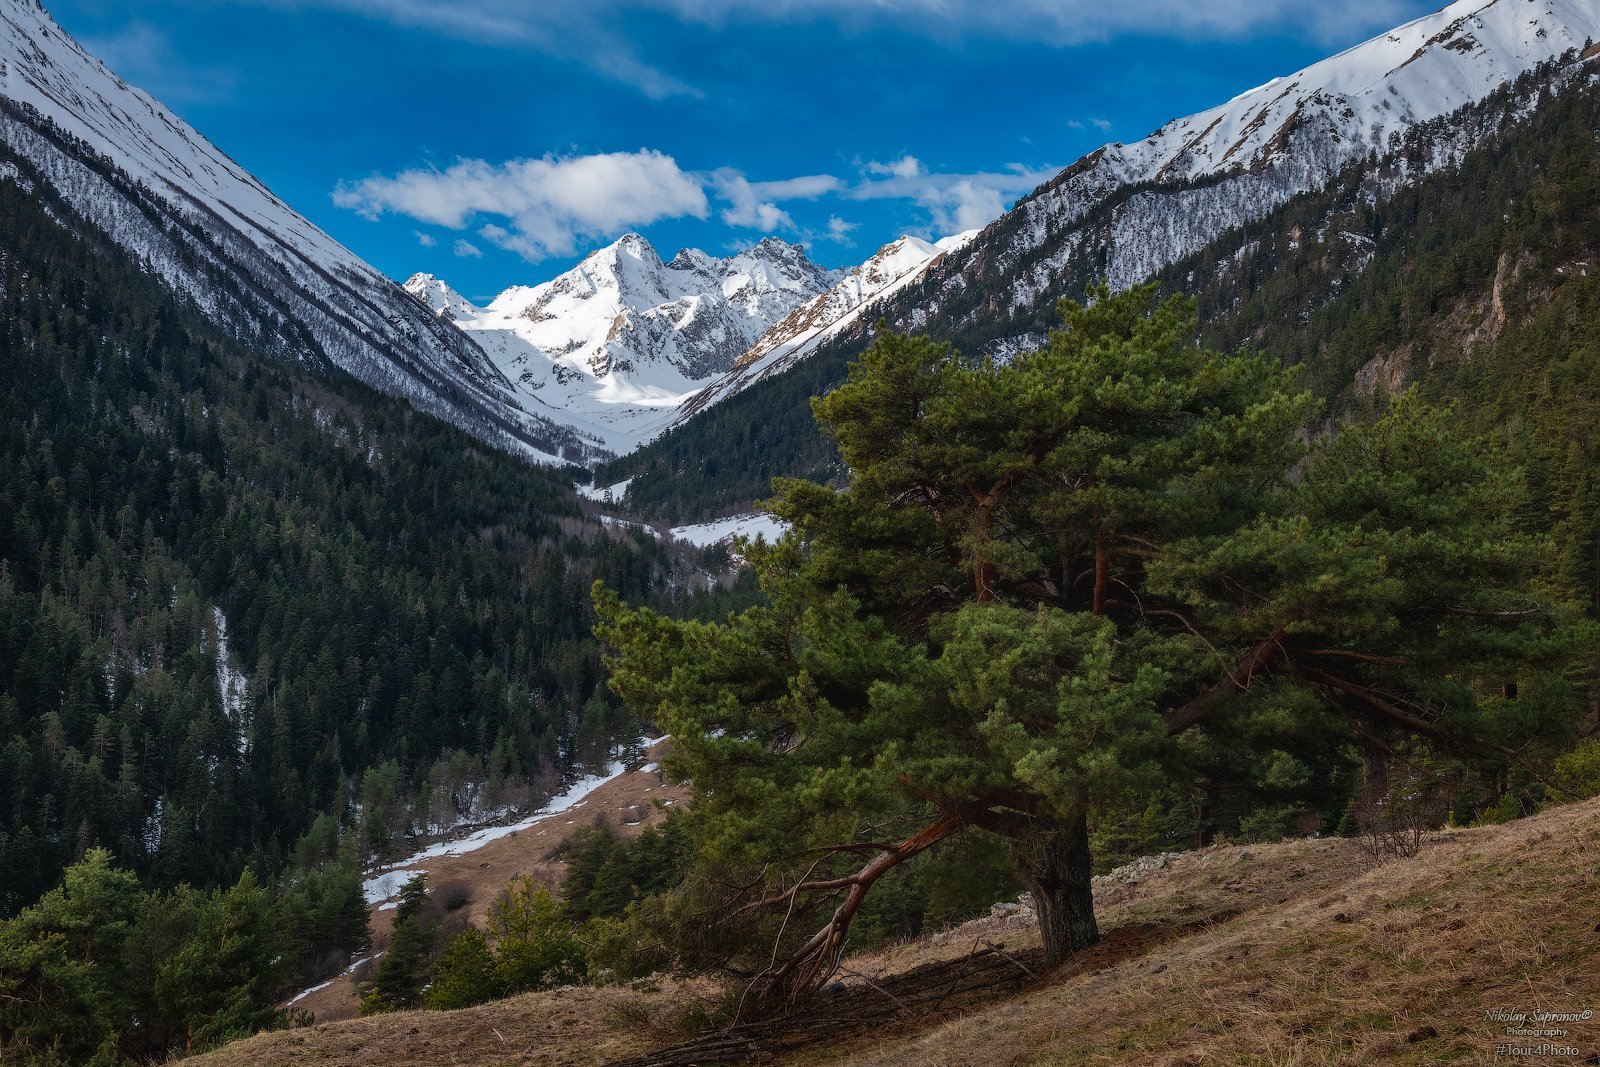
left=982, top=940, right=1037, bottom=980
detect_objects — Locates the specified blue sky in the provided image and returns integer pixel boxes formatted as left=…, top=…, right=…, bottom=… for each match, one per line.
left=46, top=0, right=1440, bottom=301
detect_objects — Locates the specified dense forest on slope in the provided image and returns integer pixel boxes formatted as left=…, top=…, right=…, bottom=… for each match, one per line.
left=592, top=345, right=850, bottom=523
left=601, top=60, right=1600, bottom=530
left=1158, top=66, right=1600, bottom=618
left=0, top=147, right=680, bottom=915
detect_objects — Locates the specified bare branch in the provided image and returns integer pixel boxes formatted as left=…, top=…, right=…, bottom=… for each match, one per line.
left=982, top=940, right=1037, bottom=980
left=1295, top=648, right=1411, bottom=666
left=1164, top=624, right=1292, bottom=735
left=1304, top=668, right=1579, bottom=802
left=1444, top=603, right=1543, bottom=619
left=741, top=813, right=965, bottom=1016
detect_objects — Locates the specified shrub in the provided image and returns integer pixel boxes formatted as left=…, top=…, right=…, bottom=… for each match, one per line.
left=427, top=928, right=500, bottom=1010
left=1552, top=739, right=1600, bottom=799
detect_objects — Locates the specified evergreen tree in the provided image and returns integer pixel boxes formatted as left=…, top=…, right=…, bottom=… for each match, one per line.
left=361, top=874, right=435, bottom=1014
left=486, top=877, right=586, bottom=993
left=595, top=287, right=1586, bottom=1013
left=425, top=927, right=500, bottom=1010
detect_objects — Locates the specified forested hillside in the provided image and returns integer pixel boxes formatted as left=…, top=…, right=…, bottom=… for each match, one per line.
left=0, top=146, right=678, bottom=917
left=1164, top=63, right=1600, bottom=616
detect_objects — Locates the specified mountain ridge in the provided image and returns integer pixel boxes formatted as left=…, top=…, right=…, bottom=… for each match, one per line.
left=598, top=0, right=1600, bottom=518
left=901, top=0, right=1600, bottom=339
left=0, top=0, right=601, bottom=464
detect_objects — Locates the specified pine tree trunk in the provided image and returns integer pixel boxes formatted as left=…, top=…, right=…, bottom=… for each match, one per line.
left=1014, top=813, right=1099, bottom=968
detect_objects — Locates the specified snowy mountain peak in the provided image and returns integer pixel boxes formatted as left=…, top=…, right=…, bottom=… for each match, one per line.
left=588, top=231, right=662, bottom=268
left=668, top=229, right=979, bottom=428
left=415, top=233, right=841, bottom=453
left=921, top=0, right=1600, bottom=324
left=667, top=247, right=719, bottom=274
left=404, top=273, right=480, bottom=319
left=1025, top=0, right=1600, bottom=227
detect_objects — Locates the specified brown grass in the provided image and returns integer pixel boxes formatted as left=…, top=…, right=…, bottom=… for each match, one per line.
left=821, top=798, right=1600, bottom=1067
left=204, top=795, right=1600, bottom=1066
left=196, top=979, right=722, bottom=1067
left=288, top=743, right=687, bottom=1022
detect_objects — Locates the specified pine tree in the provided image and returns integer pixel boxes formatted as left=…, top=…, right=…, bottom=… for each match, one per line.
left=426, top=927, right=500, bottom=1010
left=361, top=874, right=434, bottom=1014
left=595, top=287, right=1587, bottom=1014
left=486, top=877, right=585, bottom=993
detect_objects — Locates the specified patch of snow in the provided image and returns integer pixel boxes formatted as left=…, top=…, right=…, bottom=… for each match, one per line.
left=599, top=514, right=660, bottom=539
left=668, top=513, right=788, bottom=548
left=578, top=476, right=633, bottom=503
left=361, top=757, right=632, bottom=905
left=287, top=953, right=374, bottom=1006
left=142, top=797, right=162, bottom=852
left=211, top=606, right=249, bottom=754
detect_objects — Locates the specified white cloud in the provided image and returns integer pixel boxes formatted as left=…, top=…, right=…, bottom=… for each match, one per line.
left=333, top=150, right=710, bottom=261
left=865, top=156, right=923, bottom=180
left=937, top=180, right=1006, bottom=233
left=674, top=0, right=1415, bottom=45
left=414, top=231, right=437, bottom=247
left=339, top=148, right=1058, bottom=258
left=825, top=215, right=858, bottom=243
left=234, top=0, right=696, bottom=96
left=711, top=170, right=841, bottom=232
left=850, top=159, right=1059, bottom=234
left=1067, top=118, right=1113, bottom=132
left=230, top=0, right=1417, bottom=96
left=712, top=171, right=795, bottom=231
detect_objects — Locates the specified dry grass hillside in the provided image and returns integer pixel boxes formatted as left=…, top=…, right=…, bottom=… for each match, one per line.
left=196, top=795, right=1600, bottom=1067
left=288, top=742, right=687, bottom=1022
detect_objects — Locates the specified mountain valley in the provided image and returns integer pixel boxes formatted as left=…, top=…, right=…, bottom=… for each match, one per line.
left=2, top=0, right=1600, bottom=1063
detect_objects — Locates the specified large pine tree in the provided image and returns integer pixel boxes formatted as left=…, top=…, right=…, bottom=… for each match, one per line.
left=595, top=285, right=1586, bottom=1014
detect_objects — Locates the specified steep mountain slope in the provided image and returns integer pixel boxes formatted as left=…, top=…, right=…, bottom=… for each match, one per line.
left=603, top=0, right=1600, bottom=519
left=670, top=231, right=976, bottom=428
left=0, top=133, right=680, bottom=918
left=0, top=0, right=598, bottom=464
left=900, top=0, right=1600, bottom=346
left=405, top=235, right=838, bottom=453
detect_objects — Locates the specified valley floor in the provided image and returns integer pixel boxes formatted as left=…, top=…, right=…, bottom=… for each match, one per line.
left=195, top=795, right=1600, bottom=1067
left=288, top=742, right=685, bottom=1022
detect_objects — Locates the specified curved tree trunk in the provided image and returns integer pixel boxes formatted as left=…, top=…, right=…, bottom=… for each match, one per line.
left=1013, top=812, right=1099, bottom=967
left=744, top=814, right=964, bottom=1018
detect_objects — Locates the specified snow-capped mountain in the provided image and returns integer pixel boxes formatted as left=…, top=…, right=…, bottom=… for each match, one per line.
left=0, top=0, right=600, bottom=464
left=11, top=0, right=1598, bottom=472
left=879, top=0, right=1600, bottom=341
left=405, top=233, right=840, bottom=453
left=673, top=231, right=976, bottom=426
left=609, top=0, right=1600, bottom=439
left=410, top=229, right=986, bottom=452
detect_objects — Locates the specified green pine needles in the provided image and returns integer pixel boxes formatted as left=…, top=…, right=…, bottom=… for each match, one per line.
left=594, top=284, right=1590, bottom=1016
